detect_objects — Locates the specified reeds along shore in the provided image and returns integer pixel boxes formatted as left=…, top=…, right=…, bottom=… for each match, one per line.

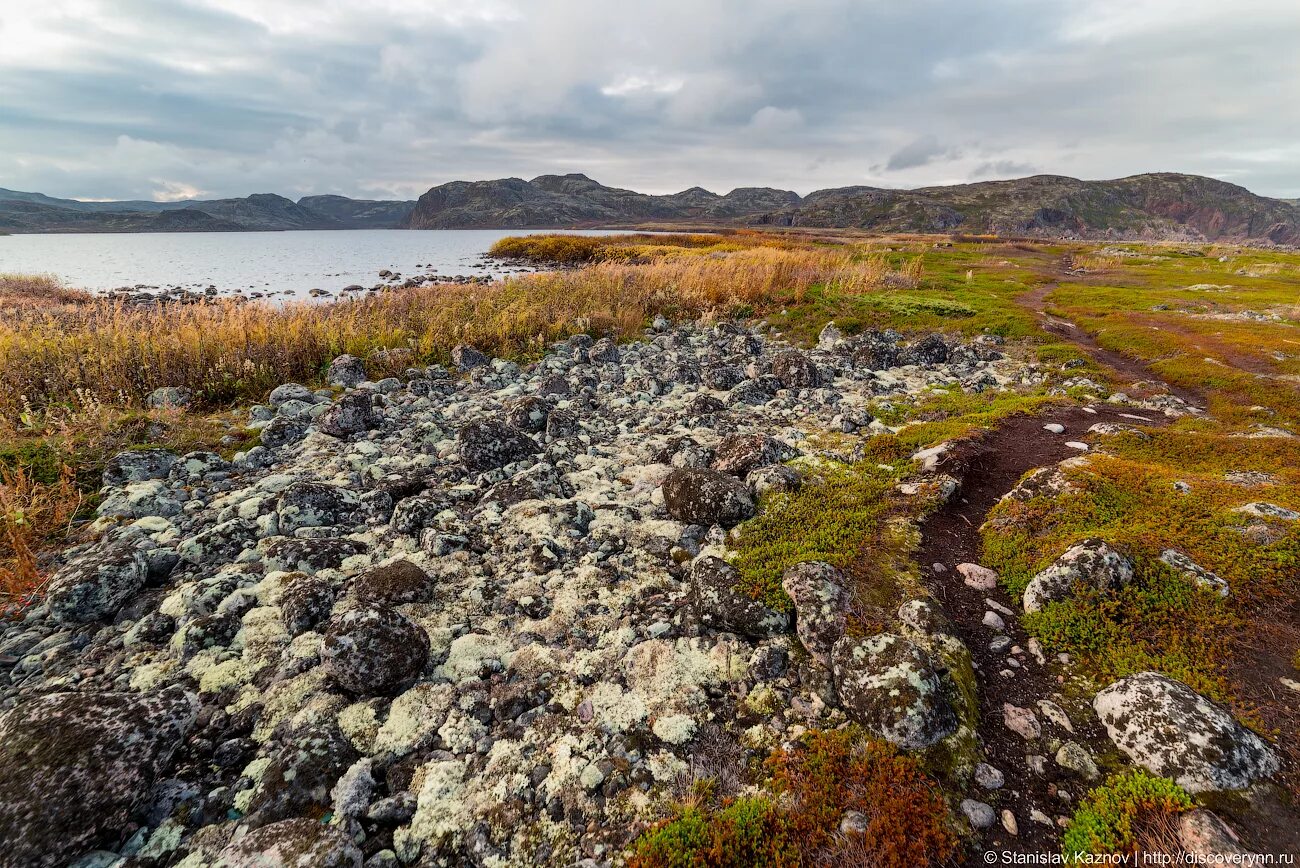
left=0, top=245, right=914, bottom=427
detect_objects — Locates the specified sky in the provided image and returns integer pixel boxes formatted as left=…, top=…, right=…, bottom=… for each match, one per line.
left=2, top=0, right=1299, bottom=202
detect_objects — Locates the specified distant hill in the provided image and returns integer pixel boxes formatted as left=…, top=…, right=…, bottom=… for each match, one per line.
left=3, top=173, right=1297, bottom=243
left=0, top=188, right=414, bottom=233
left=402, top=172, right=1300, bottom=244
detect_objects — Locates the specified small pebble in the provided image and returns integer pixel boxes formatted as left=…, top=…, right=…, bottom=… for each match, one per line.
left=1043, top=423, right=1065, bottom=434
left=1001, top=809, right=1019, bottom=836
left=961, top=799, right=996, bottom=829
left=982, top=611, right=1006, bottom=630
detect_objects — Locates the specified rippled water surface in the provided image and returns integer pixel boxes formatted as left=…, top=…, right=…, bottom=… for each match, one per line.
left=0, top=229, right=623, bottom=298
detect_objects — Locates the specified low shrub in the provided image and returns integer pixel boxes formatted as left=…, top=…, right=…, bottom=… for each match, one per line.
left=1062, top=770, right=1192, bottom=857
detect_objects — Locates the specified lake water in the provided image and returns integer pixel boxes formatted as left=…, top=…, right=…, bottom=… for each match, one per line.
left=0, top=229, right=625, bottom=300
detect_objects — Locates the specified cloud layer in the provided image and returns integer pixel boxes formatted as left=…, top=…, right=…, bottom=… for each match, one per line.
left=2, top=0, right=1298, bottom=200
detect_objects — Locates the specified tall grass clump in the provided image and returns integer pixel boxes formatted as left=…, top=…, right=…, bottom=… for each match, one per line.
left=0, top=273, right=91, bottom=310
left=0, top=246, right=909, bottom=425
left=0, top=463, right=82, bottom=608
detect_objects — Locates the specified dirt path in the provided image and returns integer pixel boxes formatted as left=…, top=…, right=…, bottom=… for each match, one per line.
left=1018, top=283, right=1206, bottom=406
left=917, top=403, right=1166, bottom=854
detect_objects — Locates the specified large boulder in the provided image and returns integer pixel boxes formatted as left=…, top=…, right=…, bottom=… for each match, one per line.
left=1093, top=672, right=1279, bottom=793
left=781, top=561, right=848, bottom=667
left=261, top=416, right=308, bottom=449
left=451, top=344, right=489, bottom=371
left=457, top=420, right=540, bottom=472
left=770, top=350, right=821, bottom=390
left=328, top=354, right=367, bottom=387
left=660, top=468, right=755, bottom=527
left=46, top=541, right=149, bottom=624
left=276, top=482, right=360, bottom=532
left=241, top=726, right=359, bottom=827
left=0, top=689, right=198, bottom=868
left=690, top=555, right=791, bottom=638
left=710, top=433, right=796, bottom=478
left=279, top=573, right=335, bottom=636
left=831, top=633, right=957, bottom=749
left=1022, top=539, right=1134, bottom=613
left=102, top=448, right=177, bottom=488
left=261, top=537, right=366, bottom=574
left=217, top=818, right=362, bottom=868
left=318, top=393, right=382, bottom=438
left=353, top=559, right=436, bottom=605
left=321, top=603, right=430, bottom=695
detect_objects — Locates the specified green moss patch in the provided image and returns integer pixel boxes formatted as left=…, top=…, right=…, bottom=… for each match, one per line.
left=1062, top=770, right=1192, bottom=857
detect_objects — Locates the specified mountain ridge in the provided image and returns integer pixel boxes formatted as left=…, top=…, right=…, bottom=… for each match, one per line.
left=2, top=172, right=1298, bottom=243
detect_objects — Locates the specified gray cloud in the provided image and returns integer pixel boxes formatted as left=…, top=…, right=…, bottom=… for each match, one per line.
left=1, top=0, right=1298, bottom=200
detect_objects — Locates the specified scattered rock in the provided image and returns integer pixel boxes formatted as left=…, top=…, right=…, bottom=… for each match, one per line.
left=457, top=420, right=540, bottom=471
left=832, top=634, right=957, bottom=749
left=321, top=604, right=431, bottom=695
left=690, top=556, right=790, bottom=638
left=1002, top=703, right=1041, bottom=740
left=780, top=561, right=847, bottom=666
left=957, top=563, right=998, bottom=590
left=328, top=354, right=368, bottom=387
left=661, top=468, right=756, bottom=527
left=1022, top=538, right=1134, bottom=613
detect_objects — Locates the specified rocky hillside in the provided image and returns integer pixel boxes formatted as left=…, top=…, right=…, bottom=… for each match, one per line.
left=0, top=319, right=1279, bottom=866
left=0, top=189, right=414, bottom=233
left=401, top=172, right=1300, bottom=244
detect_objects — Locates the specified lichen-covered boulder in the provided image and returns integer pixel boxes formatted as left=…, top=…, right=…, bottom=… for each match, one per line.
left=900, top=334, right=950, bottom=366
left=1093, top=672, right=1279, bottom=793
left=268, top=382, right=314, bottom=407
left=849, top=330, right=902, bottom=370
left=261, top=416, right=308, bottom=448
left=390, top=493, right=449, bottom=535
left=781, top=561, right=847, bottom=667
left=102, top=448, right=177, bottom=487
left=505, top=396, right=552, bottom=432
left=451, top=344, right=489, bottom=371
left=1022, top=538, right=1134, bottom=613
left=318, top=393, right=382, bottom=438
left=588, top=337, right=620, bottom=364
left=831, top=633, right=957, bottom=749
left=690, top=555, right=791, bottom=638
left=218, top=818, right=362, bottom=868
left=96, top=479, right=187, bottom=520
left=322, top=603, right=430, bottom=695
left=1159, top=549, right=1229, bottom=597
left=279, top=573, right=335, bottom=636
left=661, top=468, right=755, bottom=527
left=328, top=354, right=367, bottom=387
left=710, top=432, right=796, bottom=477
left=276, top=482, right=360, bottom=532
left=145, top=385, right=194, bottom=410
left=0, top=689, right=198, bottom=868
left=746, top=464, right=801, bottom=498
left=242, top=725, right=359, bottom=827
left=178, top=518, right=258, bottom=565
left=353, top=559, right=435, bottom=605
left=46, top=541, right=149, bottom=624
left=770, top=349, right=821, bottom=389
left=456, top=420, right=540, bottom=472
left=261, top=537, right=366, bottom=574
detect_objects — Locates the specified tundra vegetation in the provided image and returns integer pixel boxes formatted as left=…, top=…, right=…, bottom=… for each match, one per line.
left=0, top=231, right=1297, bottom=862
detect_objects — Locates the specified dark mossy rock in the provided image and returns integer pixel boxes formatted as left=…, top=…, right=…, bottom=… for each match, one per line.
left=690, top=555, right=791, bottom=638
left=457, top=420, right=541, bottom=472
left=353, top=559, right=435, bottom=605
left=318, top=393, right=383, bottom=438
left=261, top=536, right=367, bottom=574
left=241, top=725, right=359, bottom=827
left=219, top=817, right=363, bottom=867
left=831, top=633, right=957, bottom=750
left=0, top=689, right=198, bottom=868
left=661, top=468, right=755, bottom=527
left=280, top=573, right=335, bottom=635
left=321, top=603, right=430, bottom=695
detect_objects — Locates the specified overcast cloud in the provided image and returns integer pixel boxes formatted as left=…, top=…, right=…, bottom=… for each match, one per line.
left=2, top=0, right=1299, bottom=201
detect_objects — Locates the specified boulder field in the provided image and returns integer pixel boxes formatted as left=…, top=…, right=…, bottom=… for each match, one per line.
left=0, top=319, right=1279, bottom=866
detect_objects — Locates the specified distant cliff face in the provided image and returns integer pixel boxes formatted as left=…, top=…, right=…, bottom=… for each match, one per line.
left=401, top=172, right=1300, bottom=244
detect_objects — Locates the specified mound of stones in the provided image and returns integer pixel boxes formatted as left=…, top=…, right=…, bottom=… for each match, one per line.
left=0, top=320, right=1278, bottom=865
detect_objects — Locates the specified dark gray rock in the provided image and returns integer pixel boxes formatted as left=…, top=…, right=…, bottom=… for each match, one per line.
left=261, top=537, right=366, bottom=574
left=328, top=354, right=368, bottom=387
left=457, top=420, right=540, bottom=472
left=145, top=386, right=194, bottom=409
left=451, top=344, right=490, bottom=371
left=661, top=468, right=755, bottom=527
left=318, top=393, right=382, bottom=438
left=242, top=726, right=359, bottom=827
left=218, top=818, right=362, bottom=868
left=0, top=689, right=198, bottom=868
left=505, top=396, right=552, bottom=432
left=710, top=433, right=795, bottom=477
left=46, top=541, right=148, bottom=624
left=831, top=633, right=957, bottom=749
left=277, top=482, right=359, bottom=532
left=690, top=555, right=791, bottom=638
left=321, top=604, right=430, bottom=695
left=900, top=334, right=950, bottom=366
left=588, top=338, right=620, bottom=364
left=268, top=382, right=315, bottom=407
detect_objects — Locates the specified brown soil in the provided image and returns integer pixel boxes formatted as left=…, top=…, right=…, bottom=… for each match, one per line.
left=917, top=403, right=1166, bottom=857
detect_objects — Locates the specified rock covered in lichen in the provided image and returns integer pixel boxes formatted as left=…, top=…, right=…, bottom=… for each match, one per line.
left=831, top=633, right=957, bottom=749
left=1022, top=538, right=1134, bottom=612
left=690, top=555, right=791, bottom=638
left=321, top=603, right=430, bottom=695
left=661, top=467, right=755, bottom=526
left=1093, top=672, right=1279, bottom=793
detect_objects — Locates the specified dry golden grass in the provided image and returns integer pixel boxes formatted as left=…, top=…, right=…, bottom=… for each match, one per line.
left=0, top=245, right=912, bottom=426
left=0, top=273, right=91, bottom=310
left=0, top=463, right=82, bottom=609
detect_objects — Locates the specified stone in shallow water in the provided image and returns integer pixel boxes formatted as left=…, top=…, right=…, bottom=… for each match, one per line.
left=0, top=688, right=198, bottom=868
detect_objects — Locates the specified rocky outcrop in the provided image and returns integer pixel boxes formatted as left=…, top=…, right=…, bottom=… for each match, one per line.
left=1093, top=672, right=1279, bottom=793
